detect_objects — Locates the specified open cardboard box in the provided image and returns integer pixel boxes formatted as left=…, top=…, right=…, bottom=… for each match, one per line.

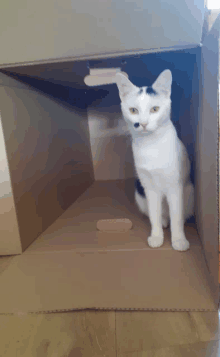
left=0, top=1, right=219, bottom=314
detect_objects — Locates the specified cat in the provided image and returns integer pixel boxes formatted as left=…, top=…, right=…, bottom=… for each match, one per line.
left=115, top=69, right=194, bottom=251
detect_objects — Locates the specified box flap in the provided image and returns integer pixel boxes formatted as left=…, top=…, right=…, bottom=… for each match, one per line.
left=0, top=75, right=94, bottom=254
left=0, top=0, right=205, bottom=67
left=0, top=247, right=216, bottom=314
left=195, top=15, right=220, bottom=305
left=0, top=110, right=21, bottom=254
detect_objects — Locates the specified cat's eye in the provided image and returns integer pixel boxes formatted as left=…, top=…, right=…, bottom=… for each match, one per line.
left=129, top=108, right=139, bottom=114
left=150, top=106, right=159, bottom=113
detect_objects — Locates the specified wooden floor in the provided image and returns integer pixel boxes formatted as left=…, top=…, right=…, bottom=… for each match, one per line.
left=0, top=256, right=220, bottom=356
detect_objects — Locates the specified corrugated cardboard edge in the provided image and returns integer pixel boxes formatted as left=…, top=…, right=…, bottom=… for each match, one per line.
left=0, top=307, right=216, bottom=317
left=0, top=44, right=200, bottom=71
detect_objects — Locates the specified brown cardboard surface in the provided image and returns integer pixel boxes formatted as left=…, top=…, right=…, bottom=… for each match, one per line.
left=0, top=195, right=21, bottom=255
left=0, top=72, right=94, bottom=254
left=96, top=218, right=133, bottom=232
left=0, top=1, right=204, bottom=67
left=0, top=247, right=216, bottom=314
left=0, top=108, right=21, bottom=254
left=0, top=8, right=218, bottom=314
left=88, top=105, right=135, bottom=181
left=0, top=179, right=216, bottom=313
left=195, top=17, right=220, bottom=306
left=25, top=180, right=202, bottom=254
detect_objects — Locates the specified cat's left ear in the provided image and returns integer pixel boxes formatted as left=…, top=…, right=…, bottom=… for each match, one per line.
left=152, top=69, right=172, bottom=97
left=115, top=73, right=138, bottom=100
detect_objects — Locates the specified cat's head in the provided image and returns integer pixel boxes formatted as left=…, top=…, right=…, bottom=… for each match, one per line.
left=115, top=69, right=172, bottom=135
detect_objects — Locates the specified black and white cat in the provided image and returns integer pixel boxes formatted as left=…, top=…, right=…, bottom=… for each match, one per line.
left=115, top=69, right=194, bottom=251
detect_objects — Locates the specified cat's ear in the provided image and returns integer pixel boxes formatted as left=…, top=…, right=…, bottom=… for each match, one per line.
left=152, top=69, right=172, bottom=97
left=115, top=73, right=138, bottom=100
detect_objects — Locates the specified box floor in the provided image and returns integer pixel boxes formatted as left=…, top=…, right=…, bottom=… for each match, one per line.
left=0, top=179, right=216, bottom=313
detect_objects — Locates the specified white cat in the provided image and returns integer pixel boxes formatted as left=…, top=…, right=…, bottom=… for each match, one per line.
left=115, top=69, right=194, bottom=251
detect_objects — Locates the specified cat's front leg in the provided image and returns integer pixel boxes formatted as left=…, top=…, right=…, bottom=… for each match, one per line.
left=166, top=184, right=190, bottom=251
left=145, top=189, right=164, bottom=248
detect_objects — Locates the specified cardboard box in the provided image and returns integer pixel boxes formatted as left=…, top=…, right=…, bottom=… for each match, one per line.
left=0, top=1, right=218, bottom=313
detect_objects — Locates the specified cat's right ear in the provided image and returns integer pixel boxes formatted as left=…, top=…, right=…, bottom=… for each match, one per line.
left=152, top=69, right=172, bottom=97
left=115, top=73, right=137, bottom=100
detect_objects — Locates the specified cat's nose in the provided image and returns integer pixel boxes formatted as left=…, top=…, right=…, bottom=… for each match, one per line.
left=141, top=123, right=148, bottom=129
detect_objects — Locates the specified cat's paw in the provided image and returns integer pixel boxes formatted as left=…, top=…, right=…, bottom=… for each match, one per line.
left=162, top=217, right=169, bottom=229
left=172, top=238, right=190, bottom=251
left=148, top=235, right=164, bottom=248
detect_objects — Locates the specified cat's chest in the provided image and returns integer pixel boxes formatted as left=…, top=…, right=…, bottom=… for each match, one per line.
left=132, top=140, right=179, bottom=172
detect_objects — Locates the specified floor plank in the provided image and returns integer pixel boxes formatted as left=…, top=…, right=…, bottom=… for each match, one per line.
left=152, top=340, right=220, bottom=357
left=118, top=340, right=220, bottom=357
left=83, top=310, right=116, bottom=357
left=0, top=311, right=116, bottom=357
left=190, top=312, right=220, bottom=342
left=115, top=311, right=200, bottom=354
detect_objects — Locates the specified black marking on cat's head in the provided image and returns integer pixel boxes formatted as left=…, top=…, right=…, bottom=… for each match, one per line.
left=138, top=88, right=144, bottom=95
left=146, top=86, right=158, bottom=95
left=135, top=178, right=145, bottom=198
left=134, top=123, right=140, bottom=128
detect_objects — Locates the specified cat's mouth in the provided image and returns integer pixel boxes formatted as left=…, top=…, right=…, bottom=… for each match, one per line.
left=141, top=128, right=154, bottom=135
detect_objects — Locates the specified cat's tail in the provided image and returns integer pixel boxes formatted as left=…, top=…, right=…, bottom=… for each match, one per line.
left=134, top=179, right=147, bottom=215
left=134, top=178, right=195, bottom=225
left=135, top=190, right=146, bottom=214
